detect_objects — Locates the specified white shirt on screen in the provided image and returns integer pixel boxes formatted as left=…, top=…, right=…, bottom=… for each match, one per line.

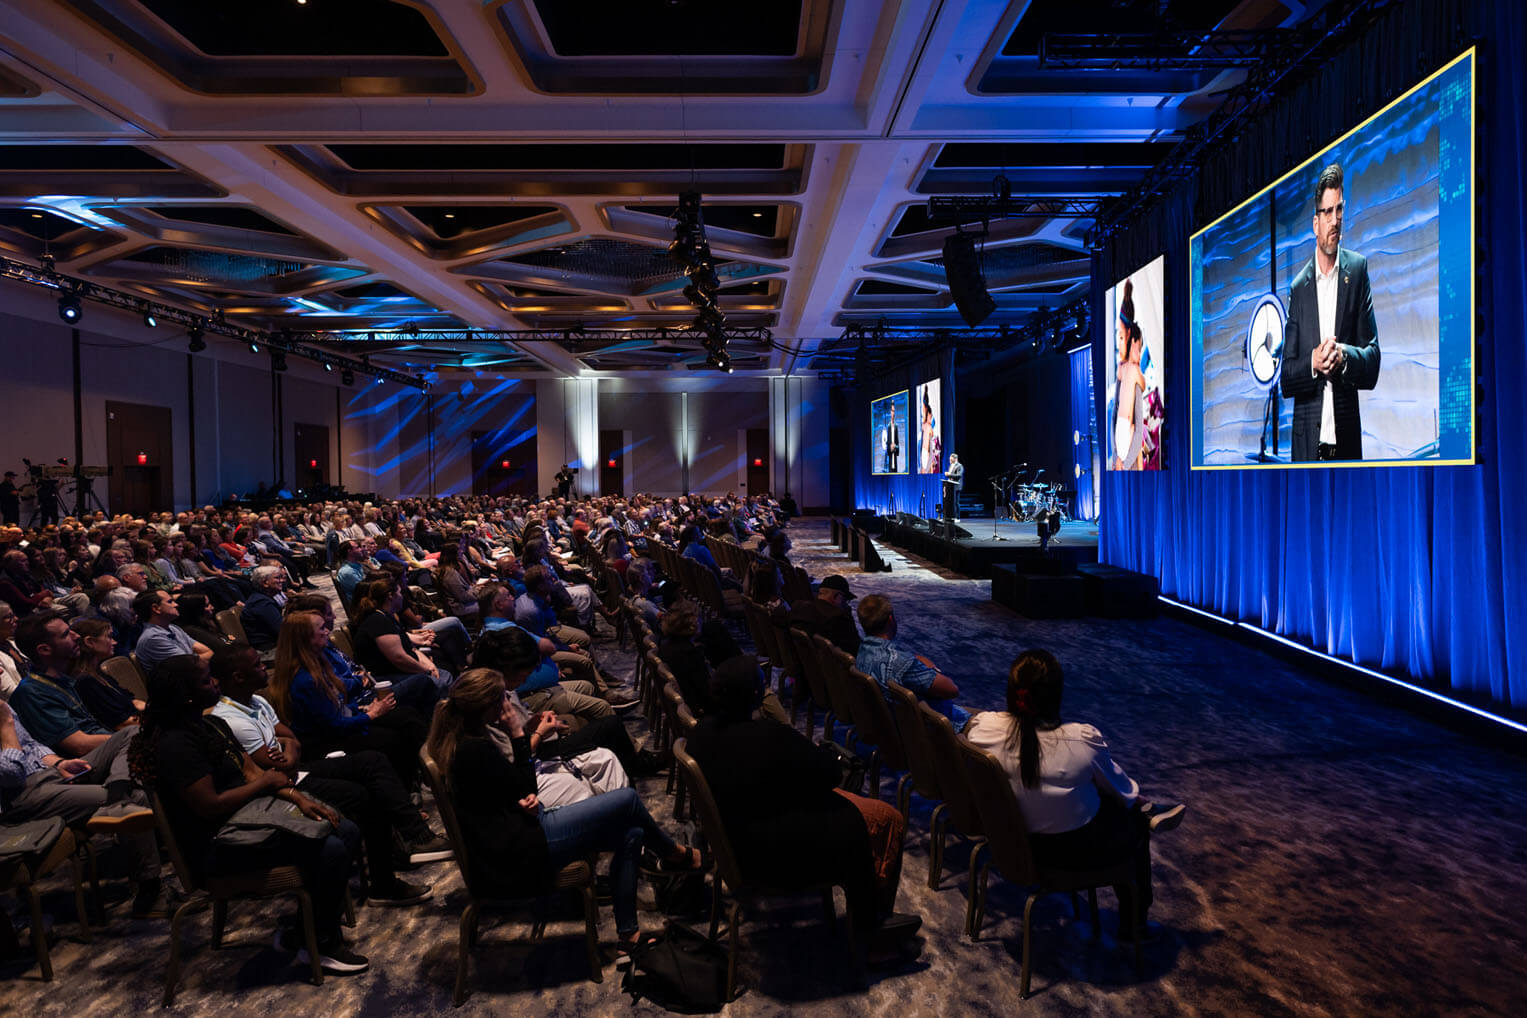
left=1314, top=250, right=1339, bottom=446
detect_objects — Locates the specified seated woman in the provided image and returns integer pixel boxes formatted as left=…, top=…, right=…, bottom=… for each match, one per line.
left=434, top=544, right=480, bottom=622
left=425, top=646, right=699, bottom=961
left=657, top=602, right=788, bottom=724
left=128, top=653, right=368, bottom=974
left=176, top=592, right=234, bottom=652
left=962, top=649, right=1184, bottom=940
left=684, top=656, right=919, bottom=962
left=348, top=579, right=453, bottom=703
left=68, top=616, right=144, bottom=730
left=268, top=610, right=430, bottom=788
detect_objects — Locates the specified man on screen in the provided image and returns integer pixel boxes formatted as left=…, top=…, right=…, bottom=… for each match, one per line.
left=882, top=416, right=901, bottom=473
left=1282, top=163, right=1381, bottom=461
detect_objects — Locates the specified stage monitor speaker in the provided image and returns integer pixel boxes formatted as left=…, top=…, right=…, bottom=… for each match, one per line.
left=897, top=512, right=929, bottom=530
left=942, top=233, right=996, bottom=328
left=944, top=521, right=974, bottom=540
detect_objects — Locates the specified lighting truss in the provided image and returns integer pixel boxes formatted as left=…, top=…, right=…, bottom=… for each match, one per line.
left=287, top=326, right=776, bottom=347
left=926, top=195, right=1108, bottom=224
left=0, top=254, right=428, bottom=389
left=1038, top=30, right=1293, bottom=71
left=1088, top=0, right=1401, bottom=246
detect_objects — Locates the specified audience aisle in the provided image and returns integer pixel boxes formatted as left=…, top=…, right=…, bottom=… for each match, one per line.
left=4, top=519, right=1524, bottom=1017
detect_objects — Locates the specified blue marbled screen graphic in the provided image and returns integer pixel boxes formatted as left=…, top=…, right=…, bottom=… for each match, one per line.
left=1193, top=54, right=1472, bottom=466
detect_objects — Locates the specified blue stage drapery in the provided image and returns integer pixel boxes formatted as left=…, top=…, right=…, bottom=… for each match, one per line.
left=1098, top=0, right=1526, bottom=710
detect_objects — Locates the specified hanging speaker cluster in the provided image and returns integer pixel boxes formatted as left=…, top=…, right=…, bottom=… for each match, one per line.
left=942, top=231, right=996, bottom=328
left=670, top=191, right=732, bottom=372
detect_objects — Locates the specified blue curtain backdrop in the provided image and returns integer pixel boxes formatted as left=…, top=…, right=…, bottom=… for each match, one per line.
left=852, top=350, right=955, bottom=519
left=1098, top=0, right=1526, bottom=710
left=1070, top=346, right=1099, bottom=521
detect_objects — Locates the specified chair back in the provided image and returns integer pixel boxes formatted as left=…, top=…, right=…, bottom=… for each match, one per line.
left=419, top=751, right=481, bottom=899
left=149, top=789, right=203, bottom=895
left=810, top=634, right=858, bottom=729
left=101, top=655, right=149, bottom=701
left=214, top=608, right=248, bottom=644
left=955, top=737, right=1040, bottom=886
left=331, top=625, right=355, bottom=660
left=787, top=627, right=833, bottom=714
left=916, top=702, right=983, bottom=834
left=885, top=682, right=942, bottom=801
left=843, top=661, right=908, bottom=771
left=672, top=739, right=747, bottom=894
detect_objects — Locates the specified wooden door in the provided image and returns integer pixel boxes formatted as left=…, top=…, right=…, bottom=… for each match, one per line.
left=106, top=401, right=173, bottom=516
left=293, top=422, right=330, bottom=491
left=745, top=427, right=769, bottom=494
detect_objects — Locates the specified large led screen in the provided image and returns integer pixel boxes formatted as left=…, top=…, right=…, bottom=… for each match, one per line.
left=915, top=379, right=944, bottom=475
left=870, top=389, right=910, bottom=475
left=1105, top=254, right=1166, bottom=470
left=1189, top=47, right=1475, bottom=468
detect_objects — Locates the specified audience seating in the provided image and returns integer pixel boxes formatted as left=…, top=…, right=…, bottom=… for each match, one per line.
left=672, top=739, right=858, bottom=1002
left=1, top=822, right=92, bottom=981
left=420, top=753, right=602, bottom=1005
left=786, top=627, right=838, bottom=743
left=151, top=790, right=325, bottom=1006
left=914, top=704, right=987, bottom=915
left=100, top=654, right=148, bottom=701
left=214, top=607, right=250, bottom=644
left=883, top=682, right=945, bottom=829
left=956, top=737, right=1143, bottom=996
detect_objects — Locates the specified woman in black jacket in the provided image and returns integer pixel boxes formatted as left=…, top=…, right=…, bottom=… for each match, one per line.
left=425, top=631, right=698, bottom=959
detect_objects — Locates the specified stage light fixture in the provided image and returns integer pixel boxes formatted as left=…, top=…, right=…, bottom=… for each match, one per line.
left=249, top=340, right=260, bottom=353
left=323, top=361, right=333, bottom=373
left=341, top=368, right=355, bottom=386
left=187, top=326, right=206, bottom=353
left=143, top=310, right=158, bottom=328
left=57, top=292, right=82, bottom=324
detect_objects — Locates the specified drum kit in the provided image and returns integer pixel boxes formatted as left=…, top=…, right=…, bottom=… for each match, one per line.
left=991, top=464, right=1073, bottom=524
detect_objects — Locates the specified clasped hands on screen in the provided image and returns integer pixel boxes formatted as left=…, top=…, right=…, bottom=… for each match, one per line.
left=1314, top=336, right=1347, bottom=377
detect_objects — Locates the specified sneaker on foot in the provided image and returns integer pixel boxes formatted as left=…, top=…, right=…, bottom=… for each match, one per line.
left=605, top=692, right=641, bottom=711
left=296, top=938, right=370, bottom=974
left=369, top=877, right=432, bottom=907
left=406, top=834, right=454, bottom=865
left=1147, top=803, right=1186, bottom=834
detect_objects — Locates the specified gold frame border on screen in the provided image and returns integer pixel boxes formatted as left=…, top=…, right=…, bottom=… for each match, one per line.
left=1189, top=46, right=1477, bottom=471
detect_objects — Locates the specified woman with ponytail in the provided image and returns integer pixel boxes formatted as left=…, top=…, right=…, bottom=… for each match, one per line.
left=964, top=649, right=1183, bottom=941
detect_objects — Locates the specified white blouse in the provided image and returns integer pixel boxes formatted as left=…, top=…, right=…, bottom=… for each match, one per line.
left=964, top=713, right=1140, bottom=835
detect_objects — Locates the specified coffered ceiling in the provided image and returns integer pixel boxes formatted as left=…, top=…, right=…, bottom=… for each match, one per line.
left=0, top=0, right=1323, bottom=378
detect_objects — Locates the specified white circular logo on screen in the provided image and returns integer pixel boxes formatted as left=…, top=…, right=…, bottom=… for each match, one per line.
left=1244, top=293, right=1286, bottom=389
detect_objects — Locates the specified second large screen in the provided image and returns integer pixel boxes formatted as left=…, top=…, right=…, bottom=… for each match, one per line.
left=1189, top=47, right=1475, bottom=468
left=1106, top=255, right=1166, bottom=470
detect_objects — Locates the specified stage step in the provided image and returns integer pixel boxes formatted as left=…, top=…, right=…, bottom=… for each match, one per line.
left=991, top=564, right=1086, bottom=619
left=1076, top=563, right=1159, bottom=617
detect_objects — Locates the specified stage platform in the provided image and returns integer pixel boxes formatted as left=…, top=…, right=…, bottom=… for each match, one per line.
left=879, top=517, right=1098, bottom=579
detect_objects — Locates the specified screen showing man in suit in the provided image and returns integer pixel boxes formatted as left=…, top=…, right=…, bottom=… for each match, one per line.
left=1188, top=47, right=1475, bottom=468
left=870, top=390, right=909, bottom=475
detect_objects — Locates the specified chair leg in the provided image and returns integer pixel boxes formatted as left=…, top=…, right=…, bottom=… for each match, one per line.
left=581, top=884, right=603, bottom=984
left=896, top=775, right=912, bottom=821
left=210, top=899, right=227, bottom=948
left=1020, top=891, right=1041, bottom=999
left=454, top=902, right=478, bottom=1006
left=1089, top=887, right=1101, bottom=941
left=725, top=901, right=742, bottom=1001
left=343, top=886, right=357, bottom=928
left=928, top=805, right=947, bottom=890
left=820, top=887, right=836, bottom=928
left=80, top=838, right=104, bottom=925
left=68, top=856, right=92, bottom=944
left=966, top=849, right=988, bottom=941
left=708, top=878, right=724, bottom=941
left=163, top=898, right=202, bottom=1007
left=26, top=885, right=53, bottom=982
left=296, top=889, right=323, bottom=987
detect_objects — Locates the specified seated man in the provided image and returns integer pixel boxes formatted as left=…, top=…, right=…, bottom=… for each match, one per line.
left=0, top=698, right=166, bottom=917
left=787, top=574, right=862, bottom=655
left=11, top=613, right=121, bottom=758
left=471, top=627, right=661, bottom=777
left=209, top=643, right=449, bottom=886
left=854, top=594, right=968, bottom=728
left=132, top=589, right=214, bottom=676
left=684, top=656, right=919, bottom=963
left=1, top=549, right=88, bottom=618
left=478, top=583, right=630, bottom=719
left=238, top=565, right=287, bottom=651
left=334, top=540, right=366, bottom=607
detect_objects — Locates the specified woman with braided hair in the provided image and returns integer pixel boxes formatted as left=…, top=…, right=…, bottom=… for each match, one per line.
left=129, top=653, right=369, bottom=973
left=963, top=649, right=1184, bottom=941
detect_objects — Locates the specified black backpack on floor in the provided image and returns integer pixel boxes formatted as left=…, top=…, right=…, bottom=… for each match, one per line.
left=621, top=921, right=734, bottom=1013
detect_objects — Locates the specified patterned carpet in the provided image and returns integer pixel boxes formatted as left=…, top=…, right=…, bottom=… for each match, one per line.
left=5, top=518, right=1526, bottom=1017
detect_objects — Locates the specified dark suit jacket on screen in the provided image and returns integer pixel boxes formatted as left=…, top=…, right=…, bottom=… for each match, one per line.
left=1280, top=248, right=1381, bottom=461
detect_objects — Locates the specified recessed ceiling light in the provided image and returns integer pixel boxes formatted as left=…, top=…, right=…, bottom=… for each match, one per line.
left=752, top=211, right=764, bottom=218
left=31, top=213, right=44, bottom=219
left=443, top=213, right=455, bottom=219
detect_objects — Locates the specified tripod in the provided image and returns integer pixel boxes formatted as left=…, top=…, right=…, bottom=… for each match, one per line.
left=71, top=474, right=107, bottom=517
left=987, top=476, right=1008, bottom=541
